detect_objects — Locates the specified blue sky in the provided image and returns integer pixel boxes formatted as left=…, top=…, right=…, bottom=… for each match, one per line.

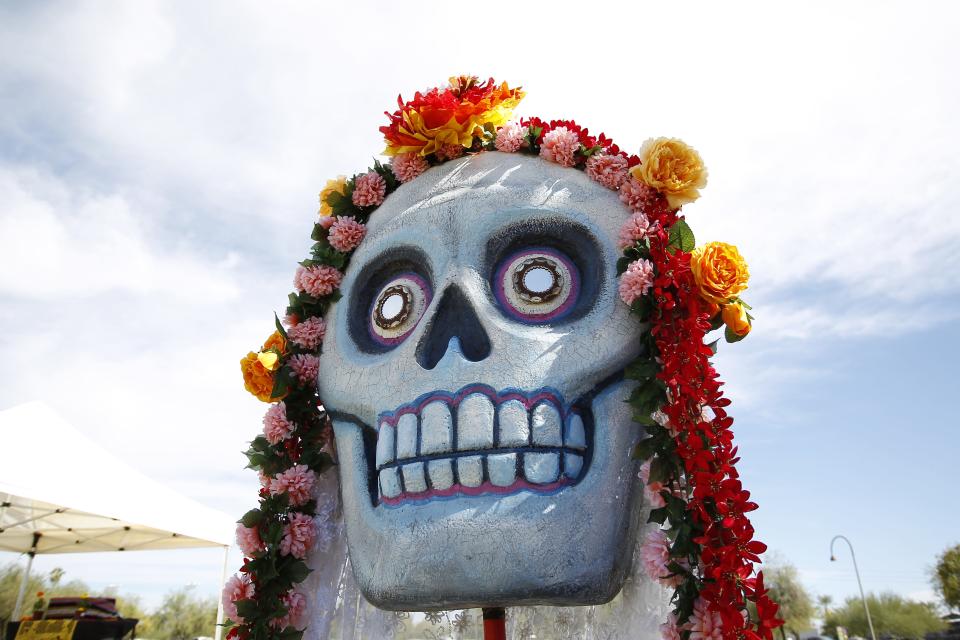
left=1, top=0, right=958, bottom=612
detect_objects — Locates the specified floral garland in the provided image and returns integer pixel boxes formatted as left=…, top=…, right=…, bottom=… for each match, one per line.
left=227, top=76, right=782, bottom=640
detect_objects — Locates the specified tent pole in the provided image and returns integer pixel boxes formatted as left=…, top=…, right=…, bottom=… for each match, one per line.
left=214, top=545, right=230, bottom=640
left=13, top=532, right=41, bottom=621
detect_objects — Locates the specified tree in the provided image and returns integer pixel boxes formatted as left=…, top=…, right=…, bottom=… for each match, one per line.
left=822, top=593, right=946, bottom=640
left=0, top=563, right=45, bottom=622
left=933, top=543, right=960, bottom=611
left=818, top=595, right=834, bottom=622
left=143, top=587, right=218, bottom=640
left=761, top=560, right=816, bottom=637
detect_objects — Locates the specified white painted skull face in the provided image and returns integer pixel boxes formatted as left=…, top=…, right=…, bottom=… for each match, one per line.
left=319, top=151, right=647, bottom=610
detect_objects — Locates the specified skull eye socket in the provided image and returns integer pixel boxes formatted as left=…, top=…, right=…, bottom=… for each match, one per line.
left=369, top=273, right=432, bottom=345
left=494, top=248, right=580, bottom=323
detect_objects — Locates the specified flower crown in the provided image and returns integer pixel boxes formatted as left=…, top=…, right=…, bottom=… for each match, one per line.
left=229, top=76, right=780, bottom=640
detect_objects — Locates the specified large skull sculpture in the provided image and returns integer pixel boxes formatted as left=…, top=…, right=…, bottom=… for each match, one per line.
left=319, top=151, right=648, bottom=610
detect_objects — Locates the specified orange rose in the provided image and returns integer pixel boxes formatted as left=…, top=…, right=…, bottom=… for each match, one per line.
left=240, top=331, right=289, bottom=402
left=631, top=137, right=708, bottom=209
left=722, top=302, right=751, bottom=337
left=690, top=242, right=750, bottom=305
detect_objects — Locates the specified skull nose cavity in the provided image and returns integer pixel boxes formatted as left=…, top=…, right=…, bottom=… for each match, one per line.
left=416, top=286, right=491, bottom=370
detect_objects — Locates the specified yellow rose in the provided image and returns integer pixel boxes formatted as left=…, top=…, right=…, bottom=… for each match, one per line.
left=318, top=176, right=348, bottom=216
left=630, top=138, right=708, bottom=209
left=721, top=302, right=751, bottom=337
left=690, top=242, right=750, bottom=305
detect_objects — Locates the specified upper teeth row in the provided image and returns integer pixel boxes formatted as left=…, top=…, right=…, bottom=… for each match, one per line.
left=375, top=393, right=586, bottom=469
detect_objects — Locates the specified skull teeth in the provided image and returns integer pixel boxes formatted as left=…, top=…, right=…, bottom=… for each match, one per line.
left=374, top=386, right=589, bottom=503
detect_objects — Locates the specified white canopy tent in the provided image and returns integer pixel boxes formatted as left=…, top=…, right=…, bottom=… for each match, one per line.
left=0, top=402, right=236, bottom=637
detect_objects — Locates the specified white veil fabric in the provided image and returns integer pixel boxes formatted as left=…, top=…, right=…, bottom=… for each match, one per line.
left=302, top=470, right=671, bottom=640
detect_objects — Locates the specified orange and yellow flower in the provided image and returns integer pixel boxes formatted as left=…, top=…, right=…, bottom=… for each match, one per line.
left=240, top=331, right=288, bottom=402
left=631, top=138, right=708, bottom=209
left=380, top=76, right=525, bottom=157
left=722, top=302, right=751, bottom=337
left=690, top=241, right=750, bottom=305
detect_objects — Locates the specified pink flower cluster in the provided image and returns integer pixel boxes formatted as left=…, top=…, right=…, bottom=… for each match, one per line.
left=318, top=215, right=336, bottom=230
left=539, top=126, right=580, bottom=167
left=271, top=589, right=307, bottom=630
left=270, top=464, right=316, bottom=506
left=236, top=523, right=264, bottom=557
left=689, top=597, right=724, bottom=640
left=434, top=144, right=463, bottom=161
left=289, top=353, right=319, bottom=387
left=263, top=401, right=294, bottom=445
left=494, top=121, right=526, bottom=153
left=392, top=152, right=430, bottom=183
left=286, top=316, right=326, bottom=350
left=352, top=171, right=386, bottom=207
left=639, top=459, right=667, bottom=508
left=661, top=613, right=683, bottom=640
left=280, top=512, right=317, bottom=558
left=619, top=176, right=671, bottom=218
left=328, top=216, right=366, bottom=252
left=222, top=573, right=255, bottom=622
left=294, top=264, right=342, bottom=298
left=586, top=153, right=630, bottom=189
left=640, top=527, right=674, bottom=584
left=618, top=212, right=653, bottom=250
left=618, top=258, right=655, bottom=305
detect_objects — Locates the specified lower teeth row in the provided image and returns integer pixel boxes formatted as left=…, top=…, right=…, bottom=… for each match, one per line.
left=378, top=450, right=584, bottom=500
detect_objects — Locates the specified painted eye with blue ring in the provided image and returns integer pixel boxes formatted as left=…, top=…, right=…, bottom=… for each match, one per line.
left=494, top=247, right=580, bottom=323
left=369, top=273, right=432, bottom=346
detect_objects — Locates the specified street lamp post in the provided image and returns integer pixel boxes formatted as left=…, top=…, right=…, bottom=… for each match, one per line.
left=830, top=535, right=877, bottom=640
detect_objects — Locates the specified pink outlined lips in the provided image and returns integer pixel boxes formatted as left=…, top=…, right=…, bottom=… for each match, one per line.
left=494, top=247, right=580, bottom=323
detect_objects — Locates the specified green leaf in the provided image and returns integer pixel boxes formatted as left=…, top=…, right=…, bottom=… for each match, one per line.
left=648, top=507, right=668, bottom=525
left=668, top=219, right=696, bottom=253
left=649, top=456, right=671, bottom=484
left=706, top=338, right=719, bottom=355
left=724, top=324, right=747, bottom=343
left=286, top=560, right=311, bottom=584
left=274, top=313, right=288, bottom=340
left=310, top=223, right=326, bottom=242
left=631, top=436, right=659, bottom=460
left=235, top=599, right=259, bottom=619
left=625, top=360, right=658, bottom=381
left=270, top=366, right=290, bottom=399
left=240, top=509, right=264, bottom=528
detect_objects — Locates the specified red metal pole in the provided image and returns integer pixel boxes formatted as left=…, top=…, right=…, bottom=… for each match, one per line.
left=482, top=607, right=506, bottom=640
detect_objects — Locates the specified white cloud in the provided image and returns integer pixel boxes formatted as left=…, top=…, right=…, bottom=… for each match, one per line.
left=0, top=167, right=240, bottom=302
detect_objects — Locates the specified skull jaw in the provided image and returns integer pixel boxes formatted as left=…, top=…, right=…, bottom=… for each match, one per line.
left=333, top=379, right=646, bottom=610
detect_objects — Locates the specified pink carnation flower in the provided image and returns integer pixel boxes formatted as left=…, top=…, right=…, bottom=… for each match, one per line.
left=662, top=613, right=684, bottom=640
left=434, top=144, right=463, bottom=161
left=352, top=171, right=386, bottom=207
left=221, top=573, right=255, bottom=622
left=286, top=316, right=326, bottom=351
left=689, top=597, right=724, bottom=640
left=391, top=152, right=430, bottom=183
left=318, top=215, right=336, bottom=230
left=289, top=353, right=319, bottom=387
left=586, top=153, right=630, bottom=189
left=258, top=471, right=273, bottom=492
left=494, top=122, right=527, bottom=153
left=271, top=589, right=307, bottom=630
left=619, top=258, right=655, bottom=305
left=294, top=264, right=342, bottom=298
left=641, top=528, right=684, bottom=586
left=327, top=216, right=366, bottom=252
left=263, top=402, right=294, bottom=445
left=236, top=523, right=264, bottom=557
left=271, top=464, right=316, bottom=506
left=619, top=176, right=671, bottom=217
left=540, top=126, right=580, bottom=167
left=280, top=512, right=317, bottom=559
left=618, top=212, right=653, bottom=250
